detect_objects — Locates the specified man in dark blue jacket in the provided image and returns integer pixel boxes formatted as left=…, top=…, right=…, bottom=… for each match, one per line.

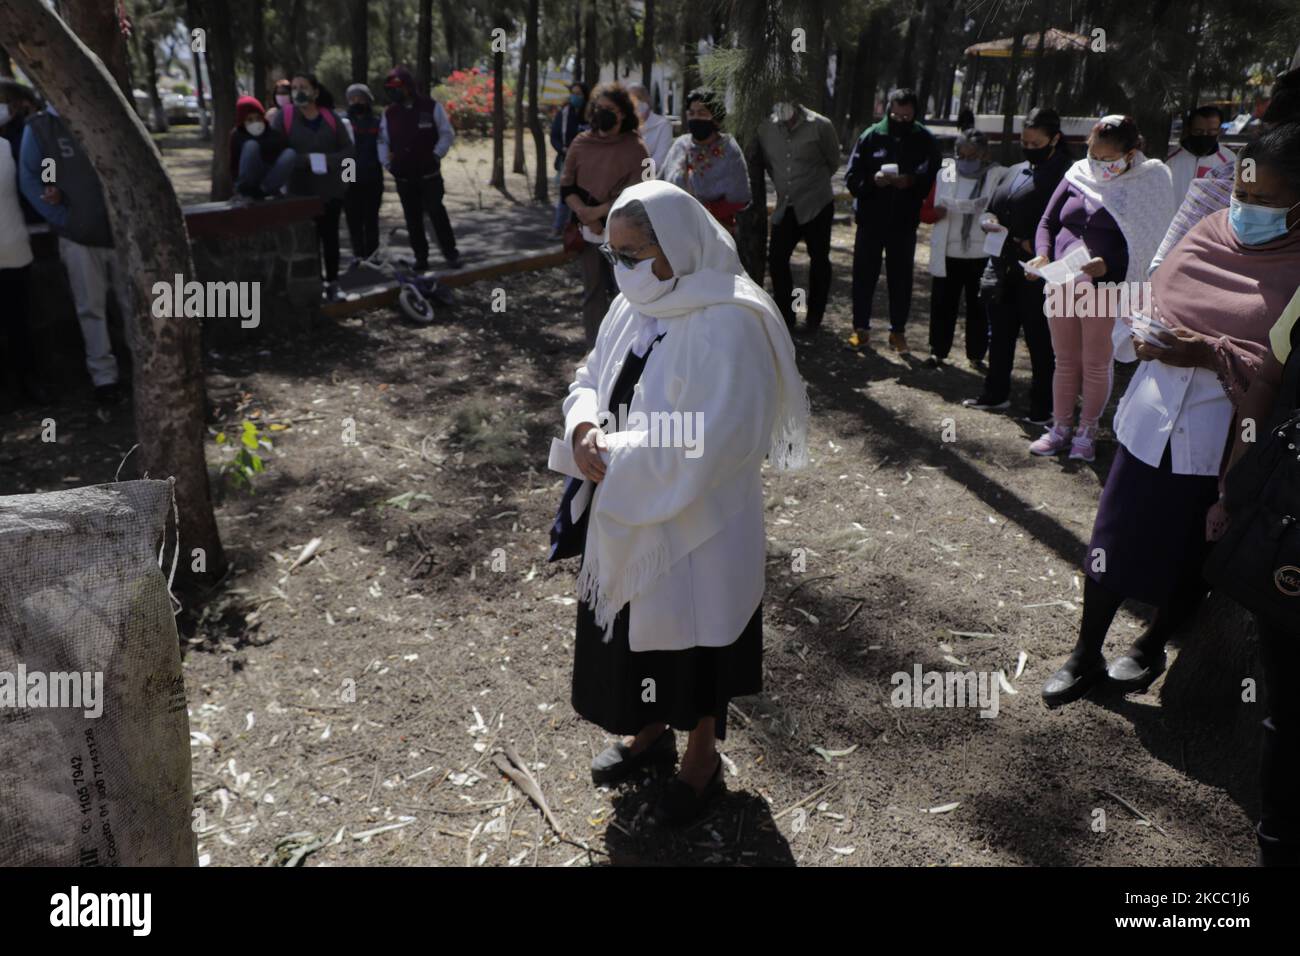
left=845, top=88, right=941, bottom=353
left=344, top=83, right=383, bottom=259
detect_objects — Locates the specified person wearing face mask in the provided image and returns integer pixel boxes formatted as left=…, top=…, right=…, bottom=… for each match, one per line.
left=1218, top=126, right=1300, bottom=865
left=625, top=82, right=671, bottom=174
left=0, top=82, right=41, bottom=412
left=551, top=180, right=808, bottom=826
left=844, top=88, right=942, bottom=352
left=963, top=107, right=1071, bottom=422
left=758, top=96, right=841, bottom=334
left=550, top=82, right=589, bottom=236
left=660, top=89, right=751, bottom=232
left=1027, top=115, right=1175, bottom=463
left=924, top=129, right=1007, bottom=369
left=560, top=83, right=650, bottom=346
left=1042, top=124, right=1300, bottom=710
left=276, top=73, right=355, bottom=293
left=342, top=84, right=383, bottom=260
left=228, top=96, right=294, bottom=199
left=264, top=79, right=293, bottom=129
left=1151, top=69, right=1300, bottom=274
left=1165, top=105, right=1235, bottom=203
left=379, top=65, right=460, bottom=271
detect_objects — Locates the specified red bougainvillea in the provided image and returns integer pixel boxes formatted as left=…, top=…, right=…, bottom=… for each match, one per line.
left=435, top=67, right=512, bottom=135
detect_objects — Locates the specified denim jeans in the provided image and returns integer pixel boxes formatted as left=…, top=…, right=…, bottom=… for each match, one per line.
left=237, top=140, right=297, bottom=196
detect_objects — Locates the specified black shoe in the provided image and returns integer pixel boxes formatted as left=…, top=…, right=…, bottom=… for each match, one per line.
left=923, top=355, right=945, bottom=369
left=654, top=755, right=724, bottom=827
left=94, top=383, right=126, bottom=406
left=444, top=250, right=463, bottom=269
left=590, top=727, right=676, bottom=785
left=1024, top=410, right=1053, bottom=427
left=1107, top=648, right=1167, bottom=694
left=1042, top=654, right=1107, bottom=708
left=969, top=357, right=987, bottom=372
left=413, top=258, right=429, bottom=273
left=962, top=394, right=1010, bottom=411
left=21, top=378, right=51, bottom=405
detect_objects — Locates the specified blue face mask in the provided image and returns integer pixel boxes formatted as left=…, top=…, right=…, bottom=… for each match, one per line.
left=1229, top=196, right=1299, bottom=246
left=569, top=94, right=584, bottom=109
left=955, top=157, right=983, bottom=178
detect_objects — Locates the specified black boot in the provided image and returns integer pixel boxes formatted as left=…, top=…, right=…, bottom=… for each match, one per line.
left=1257, top=717, right=1300, bottom=865
left=1042, top=649, right=1107, bottom=708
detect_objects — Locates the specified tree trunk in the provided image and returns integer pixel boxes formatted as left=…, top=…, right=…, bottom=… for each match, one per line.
left=195, top=0, right=235, bottom=199
left=848, top=9, right=884, bottom=132
left=583, top=0, right=599, bottom=89
left=184, top=0, right=210, bottom=138
left=285, top=0, right=306, bottom=71
left=734, top=136, right=767, bottom=283
left=917, top=0, right=955, bottom=119
left=251, top=0, right=266, bottom=105
left=896, top=0, right=923, bottom=91
left=63, top=0, right=132, bottom=99
left=526, top=0, right=548, bottom=203
left=573, top=1, right=582, bottom=88
left=513, top=49, right=527, bottom=175
left=419, top=0, right=435, bottom=94
left=143, top=31, right=169, bottom=133
left=610, top=0, right=620, bottom=78
left=641, top=0, right=654, bottom=88
left=351, top=0, right=369, bottom=89
left=490, top=18, right=506, bottom=190
left=998, top=18, right=1025, bottom=164
left=1, top=0, right=226, bottom=589
left=1027, top=0, right=1049, bottom=109
left=0, top=44, right=15, bottom=77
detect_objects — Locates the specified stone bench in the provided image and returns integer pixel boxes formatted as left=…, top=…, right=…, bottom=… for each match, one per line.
left=26, top=195, right=324, bottom=388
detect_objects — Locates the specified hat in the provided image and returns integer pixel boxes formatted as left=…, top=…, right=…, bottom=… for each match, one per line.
left=346, top=83, right=374, bottom=104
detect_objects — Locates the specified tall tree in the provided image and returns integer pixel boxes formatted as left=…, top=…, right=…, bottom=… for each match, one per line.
left=250, top=0, right=266, bottom=105
left=583, top=0, right=599, bottom=88
left=1, top=0, right=226, bottom=589
left=351, top=0, right=369, bottom=89
left=514, top=44, right=528, bottom=175
left=490, top=14, right=508, bottom=190
left=526, top=0, right=548, bottom=202
left=194, top=0, right=235, bottom=198
left=641, top=0, right=654, bottom=88
left=419, top=0, right=434, bottom=93
left=439, top=0, right=455, bottom=76
left=64, top=0, right=132, bottom=98
left=998, top=9, right=1025, bottom=164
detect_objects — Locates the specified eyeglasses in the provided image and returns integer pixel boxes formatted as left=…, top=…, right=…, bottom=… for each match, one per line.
left=598, top=240, right=656, bottom=269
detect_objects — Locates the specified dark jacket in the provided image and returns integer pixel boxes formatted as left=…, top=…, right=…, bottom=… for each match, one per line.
left=550, top=103, right=586, bottom=169
left=20, top=111, right=113, bottom=247
left=228, top=97, right=290, bottom=187
left=845, top=117, right=942, bottom=226
left=347, top=105, right=383, bottom=183
left=984, top=146, right=1071, bottom=276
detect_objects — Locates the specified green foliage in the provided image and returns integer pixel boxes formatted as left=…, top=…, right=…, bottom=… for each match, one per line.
left=215, top=420, right=272, bottom=493
left=315, top=45, right=353, bottom=101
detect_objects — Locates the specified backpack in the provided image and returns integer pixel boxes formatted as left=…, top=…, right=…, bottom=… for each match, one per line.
left=1204, top=317, right=1300, bottom=628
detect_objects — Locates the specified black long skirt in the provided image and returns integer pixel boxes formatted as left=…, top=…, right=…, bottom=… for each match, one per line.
left=570, top=599, right=763, bottom=741
left=1085, top=443, right=1219, bottom=606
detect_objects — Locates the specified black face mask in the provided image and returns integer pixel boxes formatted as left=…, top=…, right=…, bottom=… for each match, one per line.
left=292, top=90, right=311, bottom=106
left=386, top=87, right=407, bottom=105
left=592, top=108, right=618, bottom=132
left=887, top=117, right=913, bottom=137
left=1022, top=143, right=1054, bottom=165
left=1182, top=133, right=1219, bottom=157
left=687, top=118, right=716, bottom=141
left=348, top=103, right=370, bottom=118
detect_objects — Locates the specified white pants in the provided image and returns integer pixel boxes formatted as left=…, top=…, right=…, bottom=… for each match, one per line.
left=59, top=237, right=129, bottom=387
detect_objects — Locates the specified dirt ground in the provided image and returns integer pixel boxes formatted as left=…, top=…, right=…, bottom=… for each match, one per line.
left=0, top=214, right=1256, bottom=868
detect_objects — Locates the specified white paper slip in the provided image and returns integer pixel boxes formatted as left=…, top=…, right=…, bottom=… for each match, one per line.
left=982, top=228, right=1008, bottom=257
left=309, top=152, right=328, bottom=175
left=952, top=196, right=989, bottom=214
left=1023, top=245, right=1091, bottom=284
left=1126, top=314, right=1176, bottom=348
left=547, top=436, right=584, bottom=479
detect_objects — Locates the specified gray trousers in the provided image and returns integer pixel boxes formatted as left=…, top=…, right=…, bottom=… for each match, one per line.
left=578, top=242, right=615, bottom=348
left=59, top=237, right=130, bottom=387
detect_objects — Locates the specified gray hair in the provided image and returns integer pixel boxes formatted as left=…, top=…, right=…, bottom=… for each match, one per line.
left=626, top=82, right=649, bottom=101
left=608, top=199, right=658, bottom=245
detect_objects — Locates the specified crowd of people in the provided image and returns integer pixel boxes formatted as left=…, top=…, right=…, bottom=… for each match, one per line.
left=551, top=70, right=1300, bottom=858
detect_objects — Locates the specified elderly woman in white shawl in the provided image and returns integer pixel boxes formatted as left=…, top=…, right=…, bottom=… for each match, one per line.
left=549, top=180, right=808, bottom=826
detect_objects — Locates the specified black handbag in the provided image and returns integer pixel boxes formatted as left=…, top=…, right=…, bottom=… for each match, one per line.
left=1204, top=319, right=1300, bottom=629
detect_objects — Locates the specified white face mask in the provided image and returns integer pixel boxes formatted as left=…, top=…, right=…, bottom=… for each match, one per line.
left=635, top=100, right=650, bottom=119
left=773, top=102, right=795, bottom=122
left=245, top=119, right=266, bottom=137
left=0, top=104, right=10, bottom=127
left=1088, top=154, right=1128, bottom=181
left=614, top=256, right=675, bottom=304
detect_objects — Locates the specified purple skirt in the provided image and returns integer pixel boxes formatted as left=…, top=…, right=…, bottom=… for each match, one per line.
left=1085, top=443, right=1219, bottom=605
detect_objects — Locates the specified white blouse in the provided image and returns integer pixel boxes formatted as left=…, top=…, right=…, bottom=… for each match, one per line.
left=1112, top=323, right=1232, bottom=475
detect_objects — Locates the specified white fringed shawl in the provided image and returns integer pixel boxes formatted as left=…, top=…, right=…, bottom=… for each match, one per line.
left=572, top=180, right=810, bottom=636
left=1062, top=152, right=1177, bottom=283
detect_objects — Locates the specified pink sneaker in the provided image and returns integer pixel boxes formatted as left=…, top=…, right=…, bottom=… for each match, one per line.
left=1069, top=425, right=1098, bottom=462
left=1029, top=424, right=1073, bottom=456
